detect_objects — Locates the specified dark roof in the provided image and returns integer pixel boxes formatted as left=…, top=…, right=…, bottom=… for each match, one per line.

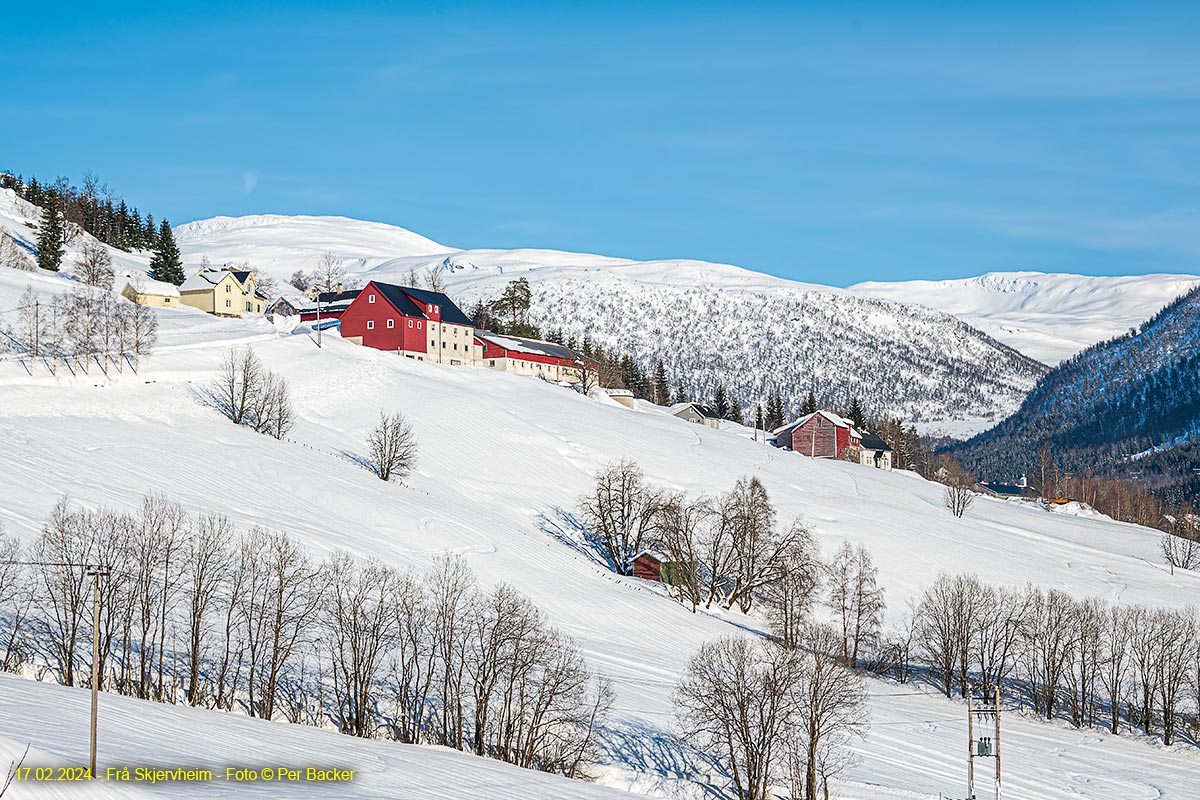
left=859, top=432, right=893, bottom=452
left=397, top=285, right=474, bottom=327
left=370, top=283, right=427, bottom=319
left=231, top=271, right=253, bottom=285
left=980, top=482, right=1025, bottom=496
left=316, top=289, right=362, bottom=305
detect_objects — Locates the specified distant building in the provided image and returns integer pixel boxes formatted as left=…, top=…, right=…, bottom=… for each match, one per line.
left=266, top=294, right=307, bottom=319
left=772, top=410, right=862, bottom=459
left=298, top=289, right=361, bottom=322
left=605, top=389, right=636, bottom=408
left=979, top=475, right=1030, bottom=498
left=120, top=277, right=180, bottom=308
left=630, top=549, right=684, bottom=584
left=669, top=402, right=721, bottom=429
left=858, top=432, right=894, bottom=470
left=475, top=331, right=589, bottom=383
left=179, top=269, right=266, bottom=317
left=335, top=281, right=478, bottom=364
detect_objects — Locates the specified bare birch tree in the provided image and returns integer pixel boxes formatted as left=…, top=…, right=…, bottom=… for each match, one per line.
left=367, top=411, right=418, bottom=482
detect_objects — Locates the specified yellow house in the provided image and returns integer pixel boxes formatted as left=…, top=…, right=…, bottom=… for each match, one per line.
left=179, top=269, right=267, bottom=317
left=120, top=277, right=181, bottom=308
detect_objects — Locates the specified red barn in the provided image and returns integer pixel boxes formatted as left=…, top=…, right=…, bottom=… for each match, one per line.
left=632, top=551, right=664, bottom=581
left=314, top=281, right=478, bottom=364
left=771, top=410, right=862, bottom=459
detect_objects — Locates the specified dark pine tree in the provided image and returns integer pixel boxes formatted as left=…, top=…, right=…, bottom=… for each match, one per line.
left=676, top=382, right=688, bottom=404
left=36, top=200, right=66, bottom=272
left=800, top=389, right=818, bottom=415
left=714, top=384, right=730, bottom=419
left=652, top=360, right=669, bottom=405
left=150, top=219, right=185, bottom=285
left=727, top=398, right=744, bottom=424
left=847, top=396, right=866, bottom=429
left=755, top=403, right=765, bottom=431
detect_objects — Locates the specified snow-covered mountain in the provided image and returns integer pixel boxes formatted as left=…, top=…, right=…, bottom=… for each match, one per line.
left=176, top=214, right=1046, bottom=435
left=951, top=284, right=1200, bottom=496
left=176, top=213, right=451, bottom=272
left=2, top=262, right=1199, bottom=799
left=851, top=271, right=1200, bottom=365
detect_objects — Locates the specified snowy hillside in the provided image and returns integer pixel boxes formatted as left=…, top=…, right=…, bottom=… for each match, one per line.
left=175, top=214, right=451, bottom=273
left=175, top=214, right=1046, bottom=435
left=2, top=264, right=1199, bottom=798
left=851, top=271, right=1200, bottom=365
left=0, top=188, right=153, bottom=280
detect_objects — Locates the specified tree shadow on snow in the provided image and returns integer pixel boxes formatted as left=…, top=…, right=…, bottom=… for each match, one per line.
left=598, top=722, right=734, bottom=799
left=535, top=506, right=615, bottom=571
left=339, top=450, right=380, bottom=478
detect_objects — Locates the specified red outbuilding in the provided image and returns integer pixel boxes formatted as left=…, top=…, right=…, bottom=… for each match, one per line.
left=771, top=410, right=862, bottom=459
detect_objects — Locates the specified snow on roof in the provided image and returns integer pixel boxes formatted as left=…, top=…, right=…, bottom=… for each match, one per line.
left=179, top=269, right=252, bottom=293
left=669, top=401, right=719, bottom=419
left=121, top=274, right=180, bottom=297
left=772, top=410, right=856, bottom=436
left=179, top=271, right=221, bottom=292
left=475, top=331, right=583, bottom=362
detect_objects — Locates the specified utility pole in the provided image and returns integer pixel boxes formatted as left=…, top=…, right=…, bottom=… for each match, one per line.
left=315, top=292, right=323, bottom=348
left=0, top=558, right=110, bottom=777
left=88, top=564, right=110, bottom=779
left=994, top=685, right=1002, bottom=800
left=966, top=685, right=1002, bottom=800
left=967, top=691, right=975, bottom=800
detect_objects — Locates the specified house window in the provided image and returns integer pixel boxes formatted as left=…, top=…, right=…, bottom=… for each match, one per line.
left=225, top=299, right=232, bottom=308
left=367, top=320, right=375, bottom=330
left=226, top=285, right=231, bottom=292
left=369, top=294, right=376, bottom=303
left=453, top=343, right=458, bottom=351
left=430, top=339, right=435, bottom=347
left=387, top=319, right=394, bottom=329
left=489, top=360, right=495, bottom=366
left=417, top=321, right=422, bottom=329
left=407, top=320, right=413, bottom=328
left=442, top=341, right=446, bottom=348
left=427, top=303, right=433, bottom=312
left=246, top=301, right=252, bottom=311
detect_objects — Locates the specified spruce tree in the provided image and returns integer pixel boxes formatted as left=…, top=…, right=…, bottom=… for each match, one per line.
left=36, top=201, right=65, bottom=272
left=755, top=404, right=765, bottom=431
left=714, top=384, right=730, bottom=418
left=150, top=219, right=185, bottom=285
left=767, top=394, right=785, bottom=428
left=728, top=398, right=743, bottom=424
left=800, top=390, right=818, bottom=415
left=848, top=396, right=865, bottom=429
left=653, top=360, right=669, bottom=405
left=676, top=382, right=688, bottom=404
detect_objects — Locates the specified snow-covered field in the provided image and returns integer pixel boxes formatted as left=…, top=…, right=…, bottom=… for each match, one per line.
left=2, top=260, right=1199, bottom=798
left=851, top=271, right=1200, bottom=365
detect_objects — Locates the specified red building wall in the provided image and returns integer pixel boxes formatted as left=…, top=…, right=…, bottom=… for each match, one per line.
left=339, top=283, right=429, bottom=353
left=788, top=415, right=860, bottom=458
left=632, top=553, right=663, bottom=581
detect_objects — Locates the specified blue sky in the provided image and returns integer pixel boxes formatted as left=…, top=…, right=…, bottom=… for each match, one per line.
left=2, top=1, right=1198, bottom=285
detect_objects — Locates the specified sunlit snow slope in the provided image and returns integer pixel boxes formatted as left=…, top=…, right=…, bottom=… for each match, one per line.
left=2, top=264, right=1199, bottom=799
